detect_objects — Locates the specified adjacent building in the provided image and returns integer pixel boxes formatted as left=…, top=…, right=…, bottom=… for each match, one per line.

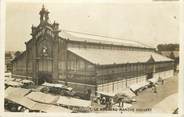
left=5, top=51, right=15, bottom=72
left=160, top=51, right=179, bottom=71
left=11, top=6, right=174, bottom=95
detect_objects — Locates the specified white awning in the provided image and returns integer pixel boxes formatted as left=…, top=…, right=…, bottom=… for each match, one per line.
left=6, top=96, right=71, bottom=112
left=129, top=81, right=149, bottom=92
left=56, top=96, right=91, bottom=107
left=21, top=79, right=34, bottom=84
left=117, top=88, right=136, bottom=98
left=5, top=87, right=31, bottom=99
left=26, top=92, right=59, bottom=104
left=5, top=77, right=14, bottom=82
left=14, top=78, right=22, bottom=82
left=42, top=82, right=64, bottom=88
left=5, top=72, right=12, bottom=77
left=42, top=82, right=73, bottom=91
left=5, top=81, right=23, bottom=87
left=5, top=87, right=71, bottom=112
left=96, top=91, right=116, bottom=97
left=148, top=77, right=159, bottom=84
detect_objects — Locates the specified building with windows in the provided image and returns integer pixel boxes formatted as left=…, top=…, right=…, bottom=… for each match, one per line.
left=12, top=6, right=174, bottom=96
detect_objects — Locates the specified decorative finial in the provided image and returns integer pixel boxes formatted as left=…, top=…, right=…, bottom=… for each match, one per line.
left=42, top=4, right=45, bottom=9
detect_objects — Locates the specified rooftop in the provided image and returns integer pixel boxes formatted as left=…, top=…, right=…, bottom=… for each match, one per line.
left=60, top=30, right=153, bottom=49
left=160, top=51, right=179, bottom=58
left=68, top=48, right=173, bottom=65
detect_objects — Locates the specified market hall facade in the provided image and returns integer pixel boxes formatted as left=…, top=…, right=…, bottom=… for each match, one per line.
left=11, top=6, right=174, bottom=96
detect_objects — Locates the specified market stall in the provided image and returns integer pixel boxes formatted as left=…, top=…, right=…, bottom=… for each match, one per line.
left=26, top=91, right=59, bottom=104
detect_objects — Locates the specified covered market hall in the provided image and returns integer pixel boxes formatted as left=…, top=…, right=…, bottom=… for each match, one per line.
left=11, top=6, right=174, bottom=97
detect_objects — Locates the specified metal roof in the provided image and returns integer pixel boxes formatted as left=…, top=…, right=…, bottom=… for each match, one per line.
left=60, top=30, right=152, bottom=48
left=5, top=88, right=71, bottom=112
left=160, top=51, right=179, bottom=58
left=68, top=48, right=173, bottom=65
left=5, top=95, right=37, bottom=110
left=6, top=94, right=71, bottom=112
left=5, top=87, right=32, bottom=109
left=26, top=92, right=59, bottom=104
left=5, top=87, right=31, bottom=98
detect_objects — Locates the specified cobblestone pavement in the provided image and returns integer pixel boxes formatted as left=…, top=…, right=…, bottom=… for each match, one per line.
left=130, top=74, right=178, bottom=112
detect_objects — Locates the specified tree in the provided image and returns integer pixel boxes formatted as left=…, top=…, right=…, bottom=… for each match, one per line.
left=157, top=44, right=179, bottom=51
left=169, top=52, right=175, bottom=59
left=14, top=51, right=21, bottom=58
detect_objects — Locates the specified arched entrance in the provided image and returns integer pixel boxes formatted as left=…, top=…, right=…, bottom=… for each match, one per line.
left=37, top=72, right=52, bottom=85
left=36, top=57, right=53, bottom=85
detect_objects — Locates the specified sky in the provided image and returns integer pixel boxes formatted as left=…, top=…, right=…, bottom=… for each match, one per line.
left=6, top=1, right=180, bottom=51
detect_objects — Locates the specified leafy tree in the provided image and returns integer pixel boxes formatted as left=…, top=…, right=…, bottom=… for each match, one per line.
left=157, top=44, right=179, bottom=51
left=14, top=51, right=21, bottom=58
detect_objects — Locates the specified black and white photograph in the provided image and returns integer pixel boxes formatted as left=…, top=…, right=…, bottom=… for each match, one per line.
left=4, top=0, right=180, bottom=114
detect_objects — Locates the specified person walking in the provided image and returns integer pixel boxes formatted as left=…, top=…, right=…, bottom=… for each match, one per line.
left=118, top=98, right=122, bottom=107
left=154, top=85, right=157, bottom=94
left=109, top=98, right=113, bottom=110
left=159, top=77, right=164, bottom=85
left=162, top=79, right=164, bottom=85
left=102, top=97, right=106, bottom=105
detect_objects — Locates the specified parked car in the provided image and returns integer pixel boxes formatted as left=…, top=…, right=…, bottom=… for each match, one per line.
left=21, top=79, right=34, bottom=89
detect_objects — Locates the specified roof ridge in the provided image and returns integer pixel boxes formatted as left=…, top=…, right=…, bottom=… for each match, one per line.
left=60, top=30, right=153, bottom=49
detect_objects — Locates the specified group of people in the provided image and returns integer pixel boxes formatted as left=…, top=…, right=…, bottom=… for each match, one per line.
left=151, top=77, right=165, bottom=94
left=93, top=77, right=166, bottom=111
left=95, top=95, right=128, bottom=111
left=117, top=97, right=125, bottom=107
left=95, top=96, right=114, bottom=110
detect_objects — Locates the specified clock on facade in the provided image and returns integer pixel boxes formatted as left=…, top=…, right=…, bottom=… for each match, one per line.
left=42, top=46, right=48, bottom=56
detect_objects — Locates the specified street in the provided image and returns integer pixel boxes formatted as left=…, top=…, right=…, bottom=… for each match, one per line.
left=131, top=74, right=178, bottom=112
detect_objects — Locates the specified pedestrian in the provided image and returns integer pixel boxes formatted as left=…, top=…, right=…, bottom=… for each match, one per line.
left=105, top=100, right=109, bottom=110
left=100, top=97, right=103, bottom=104
left=152, top=85, right=154, bottom=92
left=150, top=82, right=154, bottom=87
left=109, top=98, right=113, bottom=110
left=159, top=77, right=164, bottom=85
left=121, top=98, right=124, bottom=108
left=162, top=79, right=164, bottom=85
left=110, top=97, right=114, bottom=105
left=102, top=97, right=106, bottom=105
left=96, top=96, right=101, bottom=104
left=118, top=98, right=122, bottom=107
left=154, top=86, right=157, bottom=94
left=135, top=90, right=138, bottom=96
